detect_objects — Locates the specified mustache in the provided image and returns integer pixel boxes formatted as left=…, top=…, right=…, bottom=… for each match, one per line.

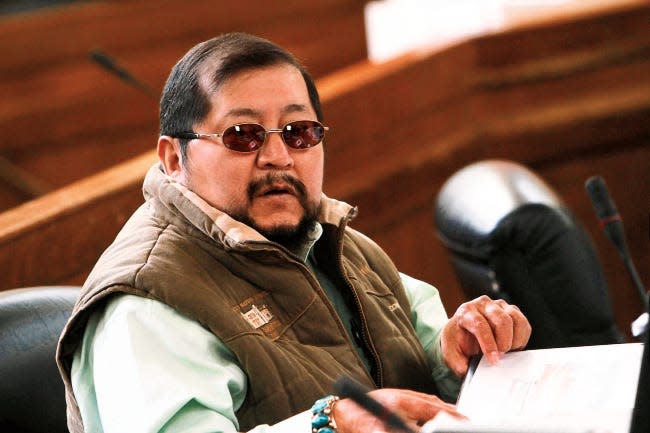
left=247, top=173, right=308, bottom=202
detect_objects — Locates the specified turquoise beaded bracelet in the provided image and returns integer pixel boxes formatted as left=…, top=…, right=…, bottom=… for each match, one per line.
left=311, top=395, right=339, bottom=433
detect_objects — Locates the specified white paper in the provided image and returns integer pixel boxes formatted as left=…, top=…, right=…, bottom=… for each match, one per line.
left=423, top=343, right=644, bottom=433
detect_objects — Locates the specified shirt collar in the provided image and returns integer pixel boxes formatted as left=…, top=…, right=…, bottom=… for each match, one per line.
left=292, top=222, right=323, bottom=263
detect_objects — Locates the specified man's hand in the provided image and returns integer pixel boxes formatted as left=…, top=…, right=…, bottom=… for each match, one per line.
left=332, top=388, right=462, bottom=433
left=441, top=295, right=531, bottom=377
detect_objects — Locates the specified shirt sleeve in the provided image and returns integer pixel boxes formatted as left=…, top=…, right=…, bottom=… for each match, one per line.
left=71, top=293, right=285, bottom=433
left=399, top=273, right=462, bottom=402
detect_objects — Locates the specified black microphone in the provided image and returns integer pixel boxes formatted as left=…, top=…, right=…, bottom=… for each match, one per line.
left=585, top=176, right=648, bottom=313
left=333, top=376, right=418, bottom=433
left=89, top=49, right=158, bottom=100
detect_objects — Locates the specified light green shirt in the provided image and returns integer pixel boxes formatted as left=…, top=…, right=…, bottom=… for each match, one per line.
left=71, top=274, right=461, bottom=433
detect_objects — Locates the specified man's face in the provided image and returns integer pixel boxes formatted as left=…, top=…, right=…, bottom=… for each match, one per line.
left=172, top=64, right=324, bottom=238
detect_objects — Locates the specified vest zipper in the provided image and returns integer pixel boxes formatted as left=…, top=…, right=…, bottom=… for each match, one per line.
left=300, top=257, right=377, bottom=386
left=255, top=240, right=377, bottom=386
left=334, top=221, right=384, bottom=388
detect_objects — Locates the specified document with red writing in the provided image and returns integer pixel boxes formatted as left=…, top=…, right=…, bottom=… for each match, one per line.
left=422, top=343, right=644, bottom=433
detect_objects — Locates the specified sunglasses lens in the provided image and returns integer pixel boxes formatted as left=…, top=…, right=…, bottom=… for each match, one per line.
left=219, top=121, right=326, bottom=152
left=282, top=121, right=325, bottom=149
left=222, top=124, right=266, bottom=152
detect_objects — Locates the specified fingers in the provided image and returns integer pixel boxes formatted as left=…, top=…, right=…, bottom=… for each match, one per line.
left=372, top=388, right=463, bottom=430
left=504, top=302, right=532, bottom=350
left=486, top=299, right=513, bottom=352
left=334, top=388, right=462, bottom=433
left=453, top=297, right=500, bottom=364
left=387, top=388, right=460, bottom=420
left=450, top=295, right=532, bottom=366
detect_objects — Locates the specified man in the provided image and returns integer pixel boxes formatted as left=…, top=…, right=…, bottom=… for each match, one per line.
left=56, top=33, right=530, bottom=433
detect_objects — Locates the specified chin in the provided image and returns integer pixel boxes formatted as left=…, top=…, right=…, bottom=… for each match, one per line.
left=251, top=212, right=303, bottom=232
left=234, top=202, right=320, bottom=247
left=252, top=214, right=318, bottom=250
left=256, top=223, right=300, bottom=239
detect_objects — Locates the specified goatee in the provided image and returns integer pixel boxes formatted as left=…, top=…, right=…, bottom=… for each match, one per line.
left=235, top=173, right=320, bottom=251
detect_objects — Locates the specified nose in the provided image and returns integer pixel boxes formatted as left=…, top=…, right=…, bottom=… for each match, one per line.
left=256, top=130, right=294, bottom=169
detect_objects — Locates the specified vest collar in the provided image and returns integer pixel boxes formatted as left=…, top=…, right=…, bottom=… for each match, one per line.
left=144, top=164, right=357, bottom=252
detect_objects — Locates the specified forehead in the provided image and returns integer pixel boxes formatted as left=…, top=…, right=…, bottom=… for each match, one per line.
left=202, top=64, right=314, bottom=121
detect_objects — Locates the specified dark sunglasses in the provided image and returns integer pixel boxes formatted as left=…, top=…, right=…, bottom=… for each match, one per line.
left=171, top=120, right=329, bottom=153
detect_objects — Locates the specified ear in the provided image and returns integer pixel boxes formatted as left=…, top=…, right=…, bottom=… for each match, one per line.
left=157, top=135, right=185, bottom=181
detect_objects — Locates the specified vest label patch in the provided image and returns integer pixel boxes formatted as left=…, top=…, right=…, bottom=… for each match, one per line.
left=233, top=292, right=281, bottom=338
left=241, top=304, right=273, bottom=328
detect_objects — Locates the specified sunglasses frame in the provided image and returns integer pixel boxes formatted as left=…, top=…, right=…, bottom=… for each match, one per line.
left=172, top=120, right=329, bottom=153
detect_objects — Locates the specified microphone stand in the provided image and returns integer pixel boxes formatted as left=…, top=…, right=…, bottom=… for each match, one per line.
left=629, top=307, right=649, bottom=433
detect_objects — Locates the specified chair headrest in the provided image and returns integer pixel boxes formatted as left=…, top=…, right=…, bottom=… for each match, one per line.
left=0, top=286, right=80, bottom=433
left=435, top=160, right=562, bottom=253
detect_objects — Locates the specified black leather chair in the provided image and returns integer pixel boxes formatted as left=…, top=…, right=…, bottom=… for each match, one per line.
left=0, top=286, right=80, bottom=433
left=434, top=160, right=624, bottom=349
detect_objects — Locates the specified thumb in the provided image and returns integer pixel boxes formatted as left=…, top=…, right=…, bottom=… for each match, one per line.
left=446, top=349, right=470, bottom=377
left=441, top=320, right=476, bottom=377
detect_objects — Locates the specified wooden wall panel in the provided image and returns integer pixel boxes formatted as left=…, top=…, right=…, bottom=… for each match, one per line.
left=0, top=0, right=368, bottom=207
left=0, top=0, right=648, bottom=339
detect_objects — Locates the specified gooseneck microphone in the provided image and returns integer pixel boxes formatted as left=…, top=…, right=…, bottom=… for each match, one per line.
left=88, top=49, right=158, bottom=100
left=587, top=177, right=650, bottom=433
left=585, top=176, right=648, bottom=313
